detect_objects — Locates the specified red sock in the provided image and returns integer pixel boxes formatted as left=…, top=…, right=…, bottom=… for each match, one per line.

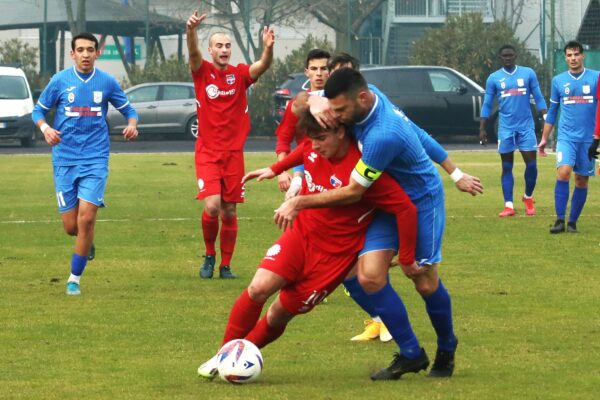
left=219, top=216, right=238, bottom=267
left=245, top=315, right=287, bottom=349
left=201, top=210, right=218, bottom=255
left=222, top=289, right=265, bottom=346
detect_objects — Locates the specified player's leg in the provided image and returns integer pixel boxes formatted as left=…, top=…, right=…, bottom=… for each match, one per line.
left=519, top=134, right=538, bottom=216
left=498, top=150, right=516, bottom=216
left=218, top=200, right=237, bottom=279
left=244, top=296, right=293, bottom=349
left=551, top=141, right=575, bottom=233
left=218, top=150, right=246, bottom=279
left=567, top=143, right=594, bottom=232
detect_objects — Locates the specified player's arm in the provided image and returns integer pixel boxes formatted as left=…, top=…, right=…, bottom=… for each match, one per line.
left=479, top=77, right=496, bottom=145
left=589, top=80, right=600, bottom=160
left=363, top=173, right=417, bottom=268
left=274, top=100, right=299, bottom=191
left=249, top=27, right=275, bottom=80
left=109, top=79, right=139, bottom=140
left=530, top=71, right=548, bottom=114
left=538, top=79, right=559, bottom=156
left=243, top=143, right=305, bottom=184
left=186, top=10, right=206, bottom=73
left=32, top=78, right=61, bottom=146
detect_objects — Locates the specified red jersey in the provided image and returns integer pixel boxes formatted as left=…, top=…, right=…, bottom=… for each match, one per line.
left=192, top=60, right=255, bottom=151
left=270, top=139, right=417, bottom=265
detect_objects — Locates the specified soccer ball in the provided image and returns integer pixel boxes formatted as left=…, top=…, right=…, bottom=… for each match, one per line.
left=217, top=339, right=263, bottom=384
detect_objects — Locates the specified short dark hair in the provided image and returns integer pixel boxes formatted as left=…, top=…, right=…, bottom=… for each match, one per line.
left=564, top=40, right=584, bottom=54
left=71, top=32, right=98, bottom=51
left=305, top=49, right=330, bottom=68
left=296, top=108, right=325, bottom=137
left=498, top=44, right=516, bottom=54
left=324, top=67, right=367, bottom=99
left=328, top=52, right=360, bottom=71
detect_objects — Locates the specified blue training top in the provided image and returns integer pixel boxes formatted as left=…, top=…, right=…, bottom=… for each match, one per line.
left=33, top=66, right=138, bottom=166
left=481, top=65, right=547, bottom=133
left=546, top=68, right=599, bottom=143
left=349, top=93, right=444, bottom=209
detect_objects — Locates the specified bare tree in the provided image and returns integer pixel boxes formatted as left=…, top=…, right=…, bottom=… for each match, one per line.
left=494, top=0, right=528, bottom=31
left=65, top=0, right=87, bottom=34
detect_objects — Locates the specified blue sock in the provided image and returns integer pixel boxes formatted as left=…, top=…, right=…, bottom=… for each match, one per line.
left=524, top=160, right=537, bottom=197
left=568, top=187, right=588, bottom=223
left=343, top=276, right=377, bottom=317
left=71, top=253, right=89, bottom=276
left=501, top=161, right=514, bottom=203
left=423, top=280, right=456, bottom=352
left=554, top=180, right=569, bottom=220
left=369, top=282, right=421, bottom=359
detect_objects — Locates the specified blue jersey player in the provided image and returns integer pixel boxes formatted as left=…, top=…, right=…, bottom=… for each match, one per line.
left=480, top=45, right=547, bottom=217
left=32, top=32, right=138, bottom=295
left=538, top=40, right=599, bottom=234
left=276, top=68, right=483, bottom=380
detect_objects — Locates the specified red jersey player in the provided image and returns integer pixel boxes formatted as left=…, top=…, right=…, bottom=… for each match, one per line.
left=275, top=49, right=330, bottom=197
left=197, top=111, right=418, bottom=380
left=186, top=10, right=275, bottom=279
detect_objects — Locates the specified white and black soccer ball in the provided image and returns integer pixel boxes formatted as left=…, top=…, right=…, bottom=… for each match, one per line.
left=217, top=339, right=263, bottom=384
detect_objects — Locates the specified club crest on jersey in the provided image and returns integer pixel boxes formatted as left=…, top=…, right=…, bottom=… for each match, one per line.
left=500, top=82, right=506, bottom=89
left=93, top=91, right=102, bottom=104
left=583, top=85, right=591, bottom=94
left=329, top=175, right=342, bottom=188
left=226, top=74, right=235, bottom=85
left=68, top=92, right=75, bottom=103
left=565, top=87, right=570, bottom=95
left=517, top=78, right=524, bottom=87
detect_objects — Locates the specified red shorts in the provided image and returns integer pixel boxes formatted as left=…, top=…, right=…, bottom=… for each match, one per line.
left=194, top=148, right=245, bottom=202
left=259, top=227, right=357, bottom=315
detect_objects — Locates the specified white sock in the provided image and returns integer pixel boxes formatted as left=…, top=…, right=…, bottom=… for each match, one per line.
left=505, top=201, right=514, bottom=209
left=68, top=274, right=81, bottom=284
left=372, top=316, right=382, bottom=323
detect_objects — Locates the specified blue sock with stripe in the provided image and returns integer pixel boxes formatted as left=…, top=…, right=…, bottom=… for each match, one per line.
left=369, top=282, right=421, bottom=359
left=524, top=160, right=537, bottom=197
left=343, top=276, right=377, bottom=317
left=423, top=279, right=457, bottom=352
left=554, top=180, right=569, bottom=219
left=569, top=187, right=588, bottom=223
left=501, top=161, right=514, bottom=203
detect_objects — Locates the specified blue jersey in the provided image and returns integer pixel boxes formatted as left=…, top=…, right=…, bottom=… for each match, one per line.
left=481, top=66, right=547, bottom=133
left=349, top=93, right=443, bottom=209
left=33, top=66, right=137, bottom=166
left=546, top=68, right=599, bottom=143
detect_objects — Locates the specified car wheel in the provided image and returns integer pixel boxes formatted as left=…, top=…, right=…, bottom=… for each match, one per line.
left=187, top=117, right=198, bottom=139
left=20, top=129, right=37, bottom=147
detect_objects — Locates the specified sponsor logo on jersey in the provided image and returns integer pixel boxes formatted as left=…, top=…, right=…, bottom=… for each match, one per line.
left=304, top=170, right=328, bottom=193
left=264, top=244, right=281, bottom=260
left=517, top=78, right=524, bottom=87
left=583, top=85, right=591, bottom=94
left=68, top=92, right=75, bottom=103
left=205, top=84, right=236, bottom=99
left=226, top=74, right=235, bottom=85
left=308, top=152, right=317, bottom=163
left=197, top=178, right=205, bottom=192
left=329, top=175, right=342, bottom=188
left=354, top=159, right=382, bottom=182
left=93, top=91, right=102, bottom=103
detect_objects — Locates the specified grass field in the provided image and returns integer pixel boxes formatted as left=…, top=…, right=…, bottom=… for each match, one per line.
left=1, top=150, right=599, bottom=400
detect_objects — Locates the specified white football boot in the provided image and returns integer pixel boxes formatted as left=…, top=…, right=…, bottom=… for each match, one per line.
left=197, top=354, right=219, bottom=380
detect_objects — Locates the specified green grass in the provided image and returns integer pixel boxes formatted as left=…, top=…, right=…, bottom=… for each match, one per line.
left=1, top=150, right=599, bottom=399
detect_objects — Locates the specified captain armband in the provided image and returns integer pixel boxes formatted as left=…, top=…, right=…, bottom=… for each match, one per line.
left=352, top=159, right=382, bottom=187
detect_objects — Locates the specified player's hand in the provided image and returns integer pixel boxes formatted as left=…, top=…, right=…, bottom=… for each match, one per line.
left=308, top=96, right=337, bottom=129
left=399, top=261, right=426, bottom=278
left=186, top=10, right=206, bottom=30
left=455, top=173, right=484, bottom=196
left=274, top=197, right=299, bottom=231
left=277, top=171, right=292, bottom=192
left=588, top=138, right=599, bottom=160
left=285, top=176, right=303, bottom=200
left=42, top=127, right=61, bottom=146
left=478, top=127, right=487, bottom=146
left=262, top=26, right=275, bottom=49
left=242, top=168, right=276, bottom=184
left=122, top=124, right=138, bottom=141
left=537, top=138, right=548, bottom=157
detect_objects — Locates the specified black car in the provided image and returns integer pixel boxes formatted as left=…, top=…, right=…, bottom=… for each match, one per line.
left=272, top=73, right=309, bottom=124
left=273, top=66, right=542, bottom=141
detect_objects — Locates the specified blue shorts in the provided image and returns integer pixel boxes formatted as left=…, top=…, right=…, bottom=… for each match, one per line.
left=556, top=140, right=596, bottom=176
left=359, top=200, right=446, bottom=266
left=497, top=129, right=537, bottom=153
left=53, top=163, right=108, bottom=213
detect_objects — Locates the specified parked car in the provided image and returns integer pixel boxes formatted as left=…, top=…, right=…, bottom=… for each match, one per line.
left=272, top=66, right=542, bottom=141
left=0, top=65, right=37, bottom=147
left=106, top=82, right=198, bottom=138
left=272, top=73, right=309, bottom=124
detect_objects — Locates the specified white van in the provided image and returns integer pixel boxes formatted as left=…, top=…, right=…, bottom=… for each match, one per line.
left=0, top=65, right=36, bottom=147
